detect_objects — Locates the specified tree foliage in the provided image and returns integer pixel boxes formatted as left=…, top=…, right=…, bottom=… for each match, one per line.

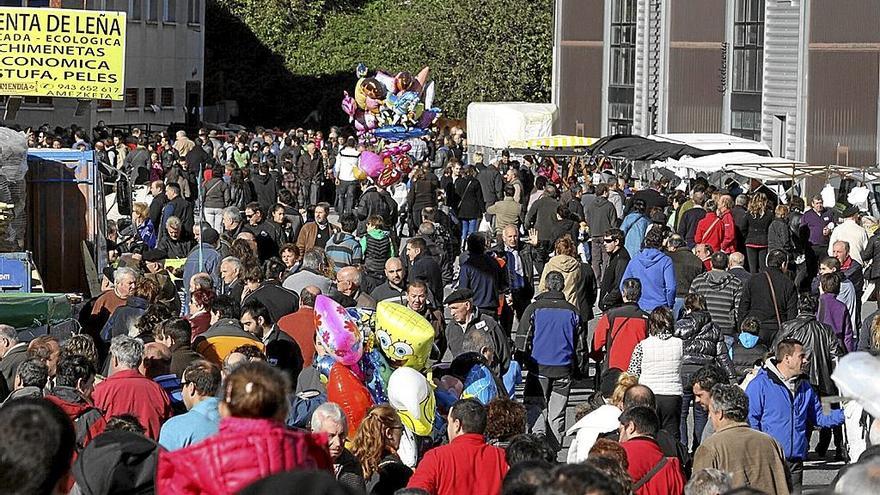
left=207, top=0, right=553, bottom=124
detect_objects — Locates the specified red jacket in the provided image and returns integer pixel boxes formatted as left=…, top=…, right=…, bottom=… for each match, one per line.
left=277, top=307, right=317, bottom=367
left=719, top=209, right=737, bottom=253
left=407, top=433, right=508, bottom=495
left=694, top=212, right=723, bottom=253
left=92, top=369, right=172, bottom=440
left=156, top=417, right=332, bottom=495
left=591, top=303, right=649, bottom=371
left=622, top=437, right=685, bottom=495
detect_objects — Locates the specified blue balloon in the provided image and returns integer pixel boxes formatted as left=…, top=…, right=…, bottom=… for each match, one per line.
left=315, top=354, right=336, bottom=382
left=372, top=126, right=429, bottom=141
left=461, top=364, right=499, bottom=405
left=362, top=348, right=392, bottom=404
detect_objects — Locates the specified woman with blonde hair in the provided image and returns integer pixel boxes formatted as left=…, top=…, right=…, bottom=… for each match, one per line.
left=350, top=405, right=412, bottom=494
left=565, top=371, right=639, bottom=463
left=744, top=192, right=774, bottom=273
left=157, top=361, right=331, bottom=494
left=132, top=201, right=157, bottom=248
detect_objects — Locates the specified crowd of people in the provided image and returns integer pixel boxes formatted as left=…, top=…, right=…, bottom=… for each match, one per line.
left=3, top=122, right=880, bottom=494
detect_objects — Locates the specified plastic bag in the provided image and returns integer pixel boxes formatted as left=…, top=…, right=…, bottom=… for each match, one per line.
left=831, top=352, right=880, bottom=417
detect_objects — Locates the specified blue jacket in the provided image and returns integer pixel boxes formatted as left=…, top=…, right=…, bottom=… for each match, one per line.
left=745, top=361, right=844, bottom=461
left=517, top=290, right=580, bottom=368
left=158, top=397, right=221, bottom=451
left=620, top=213, right=649, bottom=258
left=620, top=248, right=676, bottom=312
left=459, top=253, right=504, bottom=310
left=182, top=243, right=222, bottom=309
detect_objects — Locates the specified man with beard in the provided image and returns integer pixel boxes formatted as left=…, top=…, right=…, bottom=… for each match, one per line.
left=296, top=203, right=338, bottom=252
left=370, top=257, right=407, bottom=304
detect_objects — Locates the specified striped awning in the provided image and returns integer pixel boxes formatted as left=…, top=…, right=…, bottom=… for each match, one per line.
left=507, top=135, right=598, bottom=149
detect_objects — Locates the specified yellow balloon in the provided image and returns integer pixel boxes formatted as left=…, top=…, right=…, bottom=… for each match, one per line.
left=388, top=367, right=436, bottom=437
left=353, top=77, right=367, bottom=110
left=353, top=166, right=367, bottom=181
left=374, top=301, right=435, bottom=371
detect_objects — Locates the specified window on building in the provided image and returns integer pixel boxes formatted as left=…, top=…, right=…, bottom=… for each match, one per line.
left=610, top=0, right=636, bottom=87
left=732, top=0, right=764, bottom=93
left=22, top=96, right=53, bottom=107
left=143, top=88, right=156, bottom=110
left=161, top=87, right=174, bottom=107
left=187, top=0, right=199, bottom=24
left=163, top=0, right=175, bottom=22
left=125, top=88, right=139, bottom=109
left=146, top=0, right=158, bottom=21
left=96, top=99, right=112, bottom=110
left=731, top=109, right=762, bottom=141
left=128, top=0, right=141, bottom=20
left=608, top=0, right=636, bottom=134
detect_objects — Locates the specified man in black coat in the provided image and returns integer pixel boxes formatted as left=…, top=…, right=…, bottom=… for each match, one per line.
left=624, top=180, right=668, bottom=215
left=162, top=182, right=194, bottom=234
left=739, top=249, right=798, bottom=344
left=250, top=163, right=279, bottom=213
left=123, top=138, right=151, bottom=185
left=677, top=191, right=707, bottom=248
left=477, top=161, right=504, bottom=216
left=406, top=237, right=444, bottom=309
left=148, top=181, right=168, bottom=235
left=598, top=228, right=631, bottom=311
left=240, top=299, right=303, bottom=384
left=495, top=224, right=535, bottom=333
left=524, top=184, right=560, bottom=274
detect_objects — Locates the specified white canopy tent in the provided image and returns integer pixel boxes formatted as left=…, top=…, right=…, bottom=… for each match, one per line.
left=466, top=102, right=557, bottom=149
left=656, top=152, right=810, bottom=180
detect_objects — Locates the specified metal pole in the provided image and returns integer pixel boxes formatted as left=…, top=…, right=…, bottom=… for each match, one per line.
left=198, top=162, right=204, bottom=273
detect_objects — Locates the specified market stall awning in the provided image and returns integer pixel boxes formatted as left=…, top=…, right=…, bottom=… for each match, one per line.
left=508, top=135, right=598, bottom=149
left=656, top=152, right=808, bottom=180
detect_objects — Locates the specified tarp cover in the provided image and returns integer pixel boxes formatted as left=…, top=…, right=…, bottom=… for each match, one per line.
left=0, top=293, right=72, bottom=328
left=466, top=102, right=556, bottom=148
left=588, top=135, right=715, bottom=161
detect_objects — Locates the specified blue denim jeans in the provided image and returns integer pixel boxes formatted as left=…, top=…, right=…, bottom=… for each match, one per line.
left=460, top=218, right=479, bottom=247
left=680, top=376, right=709, bottom=451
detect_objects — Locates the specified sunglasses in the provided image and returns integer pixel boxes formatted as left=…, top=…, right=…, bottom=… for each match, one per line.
left=603, top=238, right=615, bottom=243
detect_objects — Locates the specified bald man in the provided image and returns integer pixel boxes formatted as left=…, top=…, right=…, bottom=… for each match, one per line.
left=140, top=342, right=186, bottom=414
left=728, top=251, right=751, bottom=286
left=370, top=257, right=407, bottom=304
left=336, top=266, right=377, bottom=309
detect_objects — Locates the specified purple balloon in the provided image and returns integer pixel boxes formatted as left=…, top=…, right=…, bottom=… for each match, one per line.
left=359, top=151, right=385, bottom=178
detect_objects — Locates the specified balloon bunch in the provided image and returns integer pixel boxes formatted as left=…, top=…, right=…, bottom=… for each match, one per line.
left=314, top=296, right=437, bottom=436
left=341, top=63, right=441, bottom=188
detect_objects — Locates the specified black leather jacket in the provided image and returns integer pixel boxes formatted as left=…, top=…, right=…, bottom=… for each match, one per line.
left=674, top=310, right=736, bottom=379
left=772, top=313, right=846, bottom=396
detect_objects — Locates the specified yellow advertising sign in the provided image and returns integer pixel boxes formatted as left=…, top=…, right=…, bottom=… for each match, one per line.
left=0, top=7, right=126, bottom=100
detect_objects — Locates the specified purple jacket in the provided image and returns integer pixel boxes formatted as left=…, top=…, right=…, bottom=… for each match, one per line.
left=801, top=208, right=833, bottom=247
left=818, top=293, right=854, bottom=351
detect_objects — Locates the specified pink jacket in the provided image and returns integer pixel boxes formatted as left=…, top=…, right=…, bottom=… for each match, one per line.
left=156, top=417, right=332, bottom=495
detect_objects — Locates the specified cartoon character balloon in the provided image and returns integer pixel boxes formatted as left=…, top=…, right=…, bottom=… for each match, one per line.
left=388, top=367, right=436, bottom=436
left=326, top=363, right=374, bottom=433
left=314, top=295, right=363, bottom=366
left=374, top=301, right=435, bottom=370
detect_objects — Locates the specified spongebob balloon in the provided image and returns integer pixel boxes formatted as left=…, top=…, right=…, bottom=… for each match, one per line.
left=374, top=301, right=434, bottom=370
left=388, top=366, right=436, bottom=436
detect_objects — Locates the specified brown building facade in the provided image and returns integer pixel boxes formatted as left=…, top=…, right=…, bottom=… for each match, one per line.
left=553, top=0, right=880, bottom=167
